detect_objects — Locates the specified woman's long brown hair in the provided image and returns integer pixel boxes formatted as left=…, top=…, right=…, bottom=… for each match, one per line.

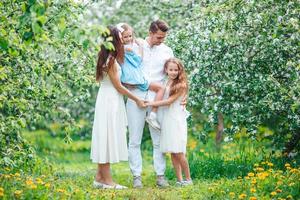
left=96, top=26, right=124, bottom=82
left=164, top=58, right=188, bottom=97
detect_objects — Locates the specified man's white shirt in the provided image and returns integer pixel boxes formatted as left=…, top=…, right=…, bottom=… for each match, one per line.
left=140, top=38, right=174, bottom=83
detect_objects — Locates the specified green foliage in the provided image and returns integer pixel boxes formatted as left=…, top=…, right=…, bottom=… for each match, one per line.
left=168, top=0, right=300, bottom=151
left=0, top=0, right=108, bottom=169
left=91, top=0, right=300, bottom=151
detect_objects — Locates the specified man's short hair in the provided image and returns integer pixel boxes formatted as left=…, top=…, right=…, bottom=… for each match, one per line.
left=149, top=20, right=169, bottom=33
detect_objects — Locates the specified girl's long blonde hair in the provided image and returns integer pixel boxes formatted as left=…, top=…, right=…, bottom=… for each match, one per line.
left=164, top=58, right=188, bottom=96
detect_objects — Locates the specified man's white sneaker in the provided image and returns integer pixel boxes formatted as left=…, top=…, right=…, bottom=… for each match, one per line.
left=146, top=112, right=161, bottom=131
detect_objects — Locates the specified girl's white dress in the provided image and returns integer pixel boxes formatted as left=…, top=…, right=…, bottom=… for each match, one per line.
left=90, top=63, right=128, bottom=163
left=160, top=85, right=188, bottom=154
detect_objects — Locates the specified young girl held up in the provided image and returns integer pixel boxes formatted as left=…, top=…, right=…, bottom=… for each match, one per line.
left=116, top=23, right=165, bottom=131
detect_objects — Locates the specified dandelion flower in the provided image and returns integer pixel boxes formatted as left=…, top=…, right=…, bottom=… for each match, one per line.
left=238, top=193, right=247, bottom=199
left=229, top=192, right=235, bottom=197
left=271, top=191, right=277, bottom=196
left=248, top=172, right=255, bottom=177
left=285, top=163, right=290, bottom=167
left=14, top=190, right=22, bottom=197
left=276, top=189, right=282, bottom=193
left=249, top=197, right=257, bottom=200
left=250, top=188, right=256, bottom=193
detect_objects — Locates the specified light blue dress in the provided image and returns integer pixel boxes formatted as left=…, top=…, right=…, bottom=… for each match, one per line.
left=120, top=43, right=149, bottom=91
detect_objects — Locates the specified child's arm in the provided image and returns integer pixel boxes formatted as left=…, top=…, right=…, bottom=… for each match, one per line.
left=146, top=91, right=183, bottom=107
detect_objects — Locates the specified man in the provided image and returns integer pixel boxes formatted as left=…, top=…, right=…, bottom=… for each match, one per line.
left=126, top=20, right=173, bottom=188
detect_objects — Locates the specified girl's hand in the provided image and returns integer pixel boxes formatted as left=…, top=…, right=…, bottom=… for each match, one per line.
left=125, top=47, right=133, bottom=52
left=180, top=94, right=188, bottom=107
left=145, top=101, right=153, bottom=106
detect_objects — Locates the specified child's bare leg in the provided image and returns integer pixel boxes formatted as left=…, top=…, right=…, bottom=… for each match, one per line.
left=177, top=153, right=191, bottom=181
left=171, top=153, right=183, bottom=182
left=148, top=82, right=164, bottom=113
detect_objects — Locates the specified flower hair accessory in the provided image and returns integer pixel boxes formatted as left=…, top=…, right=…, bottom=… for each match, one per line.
left=116, top=23, right=125, bottom=33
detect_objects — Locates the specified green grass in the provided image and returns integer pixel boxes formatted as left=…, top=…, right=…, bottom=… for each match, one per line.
left=0, top=130, right=299, bottom=199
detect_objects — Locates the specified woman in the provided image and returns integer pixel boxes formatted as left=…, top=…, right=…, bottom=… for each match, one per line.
left=90, top=26, right=146, bottom=189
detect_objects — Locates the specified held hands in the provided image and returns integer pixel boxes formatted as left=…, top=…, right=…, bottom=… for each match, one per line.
left=136, top=99, right=148, bottom=108
left=145, top=101, right=153, bottom=107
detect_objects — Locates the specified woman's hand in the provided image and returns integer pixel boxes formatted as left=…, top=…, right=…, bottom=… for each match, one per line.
left=136, top=99, right=147, bottom=108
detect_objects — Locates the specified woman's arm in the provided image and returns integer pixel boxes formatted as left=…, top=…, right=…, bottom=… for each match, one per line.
left=146, top=91, right=183, bottom=107
left=108, top=62, right=145, bottom=107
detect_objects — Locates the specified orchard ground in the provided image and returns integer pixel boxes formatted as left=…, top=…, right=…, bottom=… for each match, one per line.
left=0, top=128, right=299, bottom=200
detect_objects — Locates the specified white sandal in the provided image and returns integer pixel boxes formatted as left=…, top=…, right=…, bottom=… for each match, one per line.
left=93, top=181, right=127, bottom=190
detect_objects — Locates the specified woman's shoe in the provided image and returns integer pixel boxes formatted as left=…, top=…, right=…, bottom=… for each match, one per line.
left=93, top=181, right=103, bottom=188
left=93, top=181, right=127, bottom=190
left=102, top=183, right=127, bottom=189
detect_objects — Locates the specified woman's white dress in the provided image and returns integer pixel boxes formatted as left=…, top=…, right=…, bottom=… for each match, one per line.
left=160, top=85, right=188, bottom=154
left=90, top=63, right=128, bottom=163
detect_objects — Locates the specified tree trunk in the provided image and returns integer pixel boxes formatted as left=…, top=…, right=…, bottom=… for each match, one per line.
left=215, top=112, right=224, bottom=148
left=284, top=131, right=300, bottom=155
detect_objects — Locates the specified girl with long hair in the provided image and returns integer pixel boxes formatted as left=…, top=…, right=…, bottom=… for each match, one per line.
left=146, top=58, right=192, bottom=186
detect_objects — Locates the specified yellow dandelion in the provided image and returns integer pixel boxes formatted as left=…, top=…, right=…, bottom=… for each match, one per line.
left=288, top=182, right=295, bottom=186
left=14, top=190, right=22, bottom=196
left=271, top=191, right=277, bottom=196
left=249, top=197, right=257, bottom=200
left=4, top=167, right=10, bottom=171
left=256, top=167, right=264, bottom=172
left=277, top=181, right=283, bottom=185
left=188, top=140, right=197, bottom=149
left=286, top=166, right=291, bottom=170
left=254, top=163, right=259, bottom=167
left=57, top=189, right=66, bottom=193
left=248, top=172, right=255, bottom=177
left=238, top=193, right=247, bottom=199
left=0, top=188, right=4, bottom=197
left=4, top=174, right=11, bottom=179
left=285, top=163, right=290, bottom=167
left=250, top=188, right=256, bottom=193
left=268, top=169, right=273, bottom=173
left=261, top=162, right=266, bottom=165
left=290, top=168, right=298, bottom=173
left=229, top=192, right=235, bottom=197
left=36, top=178, right=44, bottom=185
left=276, top=189, right=282, bottom=193
left=245, top=176, right=250, bottom=179
left=44, top=183, right=51, bottom=188
left=251, top=179, right=257, bottom=184
left=26, top=179, right=34, bottom=185
left=29, top=184, right=37, bottom=189
left=14, top=173, right=21, bottom=177
left=267, top=162, right=274, bottom=167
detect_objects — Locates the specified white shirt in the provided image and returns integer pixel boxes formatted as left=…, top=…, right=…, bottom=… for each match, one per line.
left=141, top=39, right=174, bottom=83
